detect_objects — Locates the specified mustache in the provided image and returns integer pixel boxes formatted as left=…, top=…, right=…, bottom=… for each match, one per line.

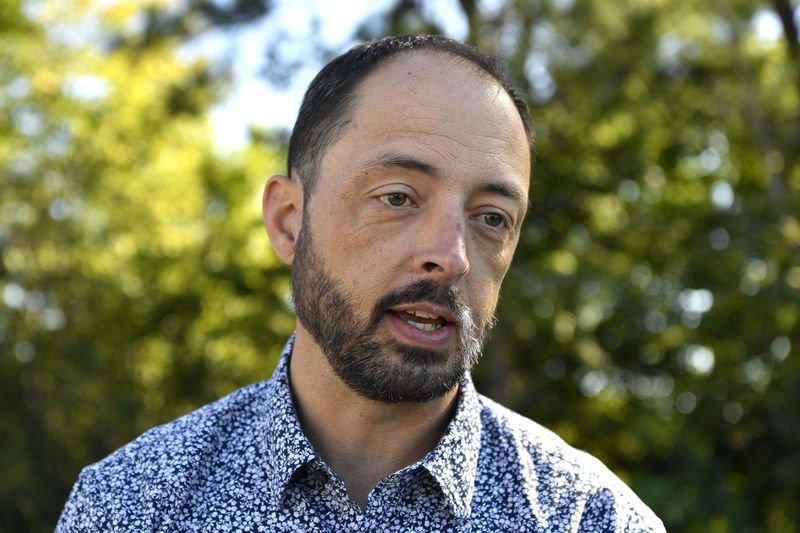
left=369, top=279, right=467, bottom=329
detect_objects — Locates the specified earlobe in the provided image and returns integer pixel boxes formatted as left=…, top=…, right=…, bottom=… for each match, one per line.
left=262, top=174, right=303, bottom=265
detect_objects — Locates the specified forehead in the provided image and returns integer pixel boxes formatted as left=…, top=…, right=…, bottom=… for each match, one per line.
left=318, top=51, right=531, bottom=191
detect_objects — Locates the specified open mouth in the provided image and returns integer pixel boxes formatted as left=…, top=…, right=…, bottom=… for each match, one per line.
left=389, top=309, right=449, bottom=332
left=383, top=303, right=457, bottom=350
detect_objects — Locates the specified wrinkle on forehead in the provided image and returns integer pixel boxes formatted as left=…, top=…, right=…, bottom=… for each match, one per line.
left=334, top=131, right=528, bottom=193
left=374, top=126, right=529, bottom=179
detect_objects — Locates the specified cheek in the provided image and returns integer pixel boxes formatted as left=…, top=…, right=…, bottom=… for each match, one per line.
left=471, top=275, right=502, bottom=309
left=469, top=232, right=516, bottom=278
left=466, top=245, right=515, bottom=314
left=312, top=213, right=401, bottom=294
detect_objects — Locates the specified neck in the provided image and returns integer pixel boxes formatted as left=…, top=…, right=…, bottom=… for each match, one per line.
left=288, top=328, right=459, bottom=509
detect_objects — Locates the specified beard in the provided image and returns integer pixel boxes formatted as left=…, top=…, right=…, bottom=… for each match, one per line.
left=291, top=223, right=495, bottom=403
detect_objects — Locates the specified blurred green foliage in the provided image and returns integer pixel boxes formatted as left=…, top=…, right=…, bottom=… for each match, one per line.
left=0, top=0, right=292, bottom=529
left=1, top=0, right=799, bottom=531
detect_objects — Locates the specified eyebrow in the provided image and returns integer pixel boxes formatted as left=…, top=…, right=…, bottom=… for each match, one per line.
left=476, top=182, right=530, bottom=214
left=357, top=151, right=529, bottom=215
left=362, top=153, right=441, bottom=179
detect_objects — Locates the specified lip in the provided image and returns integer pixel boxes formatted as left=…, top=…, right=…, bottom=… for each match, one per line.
left=385, top=302, right=457, bottom=348
left=388, top=302, right=458, bottom=326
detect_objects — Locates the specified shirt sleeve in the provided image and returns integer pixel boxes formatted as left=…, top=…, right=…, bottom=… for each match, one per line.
left=578, top=487, right=666, bottom=533
left=577, top=488, right=617, bottom=532
left=56, top=469, right=96, bottom=532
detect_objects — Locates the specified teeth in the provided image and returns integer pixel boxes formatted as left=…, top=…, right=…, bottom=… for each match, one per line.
left=408, top=310, right=440, bottom=319
left=405, top=320, right=441, bottom=331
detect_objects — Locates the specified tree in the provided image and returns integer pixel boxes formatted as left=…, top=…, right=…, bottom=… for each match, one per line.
left=1, top=0, right=290, bottom=528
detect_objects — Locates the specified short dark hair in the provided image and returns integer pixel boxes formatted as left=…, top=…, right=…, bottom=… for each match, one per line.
left=287, top=34, right=534, bottom=196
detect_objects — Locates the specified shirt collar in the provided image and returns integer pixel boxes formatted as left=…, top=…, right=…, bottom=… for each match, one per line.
left=261, top=334, right=483, bottom=517
left=418, top=374, right=482, bottom=519
left=260, top=334, right=318, bottom=507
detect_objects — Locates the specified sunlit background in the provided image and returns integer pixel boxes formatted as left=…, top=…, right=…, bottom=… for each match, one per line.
left=1, top=0, right=799, bottom=531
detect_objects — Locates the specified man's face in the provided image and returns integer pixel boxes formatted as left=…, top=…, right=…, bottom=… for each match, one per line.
left=291, top=51, right=531, bottom=403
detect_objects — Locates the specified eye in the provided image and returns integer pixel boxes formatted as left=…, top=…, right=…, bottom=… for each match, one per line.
left=479, top=211, right=511, bottom=230
left=483, top=213, right=506, bottom=228
left=379, top=192, right=410, bottom=207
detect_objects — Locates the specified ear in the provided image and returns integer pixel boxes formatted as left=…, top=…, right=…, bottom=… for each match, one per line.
left=262, top=174, right=303, bottom=266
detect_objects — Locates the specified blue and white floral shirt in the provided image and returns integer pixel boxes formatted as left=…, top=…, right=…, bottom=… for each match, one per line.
left=58, top=336, right=664, bottom=532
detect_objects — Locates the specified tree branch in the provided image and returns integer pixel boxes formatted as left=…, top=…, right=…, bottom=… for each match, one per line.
left=772, top=0, right=799, bottom=61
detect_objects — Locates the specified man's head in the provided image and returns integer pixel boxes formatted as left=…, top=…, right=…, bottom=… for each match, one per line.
left=263, top=35, right=532, bottom=403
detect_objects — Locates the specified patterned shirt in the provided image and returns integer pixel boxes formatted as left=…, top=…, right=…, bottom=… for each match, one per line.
left=58, top=336, right=664, bottom=532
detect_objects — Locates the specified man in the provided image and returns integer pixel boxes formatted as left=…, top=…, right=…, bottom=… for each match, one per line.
left=58, top=35, right=664, bottom=531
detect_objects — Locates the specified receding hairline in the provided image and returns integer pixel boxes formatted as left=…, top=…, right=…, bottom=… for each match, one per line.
left=289, top=48, right=532, bottom=182
left=360, top=49, right=526, bottom=116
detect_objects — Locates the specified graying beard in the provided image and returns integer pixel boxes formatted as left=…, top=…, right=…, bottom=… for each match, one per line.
left=459, top=306, right=496, bottom=369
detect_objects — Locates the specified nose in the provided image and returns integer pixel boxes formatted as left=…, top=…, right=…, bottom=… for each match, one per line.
left=411, top=214, right=470, bottom=281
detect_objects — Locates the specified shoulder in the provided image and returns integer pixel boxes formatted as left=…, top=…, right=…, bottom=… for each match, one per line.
left=56, top=379, right=275, bottom=531
left=474, top=394, right=665, bottom=532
